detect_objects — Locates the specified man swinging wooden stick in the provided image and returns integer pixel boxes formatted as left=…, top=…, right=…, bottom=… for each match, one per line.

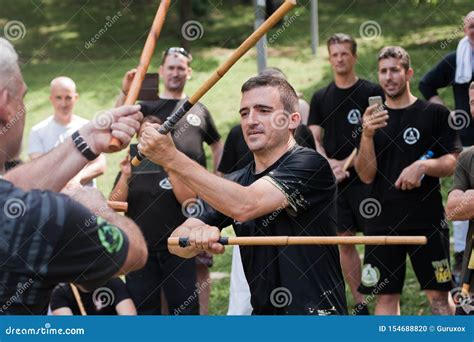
left=139, top=74, right=349, bottom=315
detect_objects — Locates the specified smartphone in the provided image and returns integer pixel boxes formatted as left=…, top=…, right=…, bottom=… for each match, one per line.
left=368, top=96, right=384, bottom=113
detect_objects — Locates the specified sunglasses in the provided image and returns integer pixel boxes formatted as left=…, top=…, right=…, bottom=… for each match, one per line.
left=164, top=47, right=190, bottom=58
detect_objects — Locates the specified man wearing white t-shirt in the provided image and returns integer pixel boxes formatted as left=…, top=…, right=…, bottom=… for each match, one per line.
left=28, top=77, right=106, bottom=187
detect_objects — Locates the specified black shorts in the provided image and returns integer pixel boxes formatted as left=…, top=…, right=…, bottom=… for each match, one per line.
left=126, top=249, right=199, bottom=315
left=336, top=182, right=369, bottom=234
left=359, top=228, right=453, bottom=294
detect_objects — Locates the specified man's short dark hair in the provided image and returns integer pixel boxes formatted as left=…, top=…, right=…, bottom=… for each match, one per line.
left=470, top=81, right=474, bottom=90
left=377, top=46, right=411, bottom=71
left=327, top=33, right=357, bottom=55
left=241, top=75, right=299, bottom=113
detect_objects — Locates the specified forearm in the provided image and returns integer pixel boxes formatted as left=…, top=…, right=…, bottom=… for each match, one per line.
left=115, top=91, right=127, bottom=107
left=446, top=190, right=474, bottom=221
left=166, top=152, right=252, bottom=220
left=420, top=154, right=458, bottom=178
left=109, top=174, right=130, bottom=202
left=355, top=135, right=377, bottom=184
left=116, top=299, right=137, bottom=315
left=211, top=141, right=224, bottom=173
left=5, top=139, right=87, bottom=192
left=168, top=173, right=196, bottom=204
left=78, top=155, right=106, bottom=185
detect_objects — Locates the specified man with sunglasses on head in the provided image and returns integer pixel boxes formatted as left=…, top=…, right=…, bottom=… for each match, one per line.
left=116, top=47, right=223, bottom=314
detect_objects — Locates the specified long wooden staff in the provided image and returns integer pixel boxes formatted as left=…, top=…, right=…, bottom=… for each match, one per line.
left=132, top=0, right=298, bottom=166
left=70, top=284, right=87, bottom=316
left=168, top=235, right=428, bottom=248
left=109, top=0, right=171, bottom=151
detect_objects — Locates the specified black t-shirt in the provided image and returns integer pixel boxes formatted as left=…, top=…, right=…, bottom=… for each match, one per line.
left=451, top=147, right=474, bottom=289
left=367, top=99, right=462, bottom=233
left=200, top=146, right=347, bottom=315
left=419, top=51, right=474, bottom=146
left=0, top=179, right=129, bottom=315
left=308, top=79, right=384, bottom=184
left=140, top=98, right=221, bottom=168
left=115, top=144, right=187, bottom=252
left=50, top=278, right=131, bottom=315
left=218, top=124, right=316, bottom=174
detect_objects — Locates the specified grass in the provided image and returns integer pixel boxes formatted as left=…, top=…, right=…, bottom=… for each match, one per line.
left=2, top=0, right=472, bottom=315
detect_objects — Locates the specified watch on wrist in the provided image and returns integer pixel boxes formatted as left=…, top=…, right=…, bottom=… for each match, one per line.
left=71, top=131, right=99, bottom=161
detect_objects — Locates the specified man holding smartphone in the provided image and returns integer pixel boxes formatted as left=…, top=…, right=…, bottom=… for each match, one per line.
left=355, top=46, right=462, bottom=315
left=308, top=33, right=384, bottom=314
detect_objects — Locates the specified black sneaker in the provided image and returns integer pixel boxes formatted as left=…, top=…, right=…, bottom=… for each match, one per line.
left=353, top=302, right=370, bottom=315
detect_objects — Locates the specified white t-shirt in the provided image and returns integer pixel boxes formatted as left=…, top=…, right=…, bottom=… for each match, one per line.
left=27, top=115, right=97, bottom=187
left=28, top=115, right=89, bottom=155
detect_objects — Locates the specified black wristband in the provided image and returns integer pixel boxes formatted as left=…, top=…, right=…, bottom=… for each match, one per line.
left=71, top=131, right=99, bottom=161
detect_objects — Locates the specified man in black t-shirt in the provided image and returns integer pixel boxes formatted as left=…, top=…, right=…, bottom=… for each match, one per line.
left=446, top=82, right=474, bottom=315
left=355, top=46, right=462, bottom=315
left=419, top=12, right=474, bottom=283
left=50, top=278, right=136, bottom=315
left=308, top=33, right=384, bottom=314
left=139, top=75, right=347, bottom=315
left=0, top=38, right=147, bottom=315
left=117, top=48, right=223, bottom=314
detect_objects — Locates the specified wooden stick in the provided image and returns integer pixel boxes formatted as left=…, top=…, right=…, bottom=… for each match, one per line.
left=70, top=284, right=87, bottom=316
left=132, top=0, right=298, bottom=166
left=109, top=0, right=171, bottom=151
left=107, top=201, right=128, bottom=212
left=168, top=235, right=428, bottom=248
left=342, top=148, right=357, bottom=172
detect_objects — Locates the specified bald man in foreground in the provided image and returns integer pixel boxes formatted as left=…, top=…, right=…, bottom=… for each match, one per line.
left=28, top=77, right=106, bottom=187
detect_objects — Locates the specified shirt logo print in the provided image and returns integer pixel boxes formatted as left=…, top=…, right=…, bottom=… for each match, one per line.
left=347, top=109, right=361, bottom=125
left=186, top=113, right=202, bottom=127
left=403, top=127, right=420, bottom=145
left=159, top=178, right=173, bottom=190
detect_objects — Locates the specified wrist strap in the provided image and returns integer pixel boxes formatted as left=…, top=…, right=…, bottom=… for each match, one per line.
left=72, top=131, right=99, bottom=161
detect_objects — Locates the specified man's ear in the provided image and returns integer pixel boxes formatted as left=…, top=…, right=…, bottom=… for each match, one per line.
left=406, top=67, right=414, bottom=81
left=288, top=111, right=302, bottom=130
left=0, top=89, right=10, bottom=124
left=187, top=66, right=193, bottom=80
